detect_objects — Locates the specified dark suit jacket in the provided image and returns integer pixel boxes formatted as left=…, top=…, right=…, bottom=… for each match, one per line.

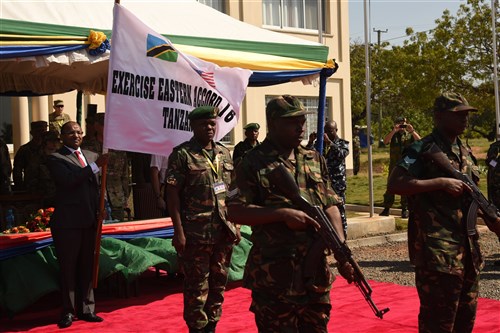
left=47, top=146, right=100, bottom=229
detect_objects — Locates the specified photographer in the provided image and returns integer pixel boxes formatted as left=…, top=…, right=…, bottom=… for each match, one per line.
left=380, top=116, right=420, bottom=218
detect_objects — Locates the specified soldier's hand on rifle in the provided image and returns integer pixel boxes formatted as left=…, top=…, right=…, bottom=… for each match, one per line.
left=337, top=260, right=355, bottom=283
left=488, top=216, right=500, bottom=238
left=441, top=178, right=472, bottom=197
left=280, top=208, right=320, bottom=231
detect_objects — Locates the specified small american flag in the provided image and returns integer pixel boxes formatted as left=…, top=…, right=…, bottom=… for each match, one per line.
left=196, top=70, right=216, bottom=88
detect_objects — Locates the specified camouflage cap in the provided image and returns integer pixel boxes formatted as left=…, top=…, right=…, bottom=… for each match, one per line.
left=53, top=99, right=64, bottom=107
left=243, top=122, right=260, bottom=130
left=188, top=106, right=219, bottom=121
left=266, top=95, right=312, bottom=119
left=434, top=92, right=478, bottom=113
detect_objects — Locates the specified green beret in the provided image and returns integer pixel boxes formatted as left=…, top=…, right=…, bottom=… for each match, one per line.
left=434, top=92, right=478, bottom=113
left=266, top=95, right=312, bottom=119
left=30, top=121, right=48, bottom=130
left=188, top=106, right=219, bottom=121
left=243, top=123, right=260, bottom=130
left=53, top=99, right=64, bottom=107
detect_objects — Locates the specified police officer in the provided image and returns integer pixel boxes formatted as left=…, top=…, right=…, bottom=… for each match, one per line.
left=306, top=120, right=349, bottom=236
left=166, top=106, right=240, bottom=333
left=387, top=92, right=500, bottom=333
left=232, top=122, right=260, bottom=165
left=380, top=116, right=420, bottom=218
left=227, top=95, right=354, bottom=333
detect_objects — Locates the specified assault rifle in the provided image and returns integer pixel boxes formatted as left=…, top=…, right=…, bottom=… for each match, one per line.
left=422, top=143, right=500, bottom=236
left=267, top=163, right=390, bottom=319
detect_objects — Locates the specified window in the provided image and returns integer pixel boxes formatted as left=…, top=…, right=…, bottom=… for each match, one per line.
left=262, top=0, right=326, bottom=31
left=219, top=130, right=232, bottom=145
left=197, top=0, right=226, bottom=13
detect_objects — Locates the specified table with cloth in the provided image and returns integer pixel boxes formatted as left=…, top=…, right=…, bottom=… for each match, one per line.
left=0, top=218, right=252, bottom=317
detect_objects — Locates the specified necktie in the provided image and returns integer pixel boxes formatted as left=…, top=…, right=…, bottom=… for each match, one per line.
left=75, top=151, right=86, bottom=167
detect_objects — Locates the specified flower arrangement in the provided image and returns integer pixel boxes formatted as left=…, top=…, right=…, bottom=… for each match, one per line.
left=2, top=207, right=54, bottom=234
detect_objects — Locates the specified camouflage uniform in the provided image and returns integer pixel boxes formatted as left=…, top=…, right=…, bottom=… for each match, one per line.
left=352, top=133, right=361, bottom=175
left=49, top=112, right=71, bottom=136
left=227, top=137, right=340, bottom=333
left=13, top=140, right=44, bottom=191
left=324, top=137, right=349, bottom=236
left=397, top=128, right=483, bottom=333
left=486, top=140, right=500, bottom=207
left=232, top=138, right=259, bottom=166
left=81, top=138, right=129, bottom=221
left=166, top=137, right=235, bottom=331
left=383, top=130, right=415, bottom=210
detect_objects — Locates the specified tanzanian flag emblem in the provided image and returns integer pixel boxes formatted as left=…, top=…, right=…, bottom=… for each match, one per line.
left=146, top=34, right=178, bottom=62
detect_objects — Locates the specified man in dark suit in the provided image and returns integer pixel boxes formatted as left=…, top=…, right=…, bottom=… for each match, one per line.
left=47, top=121, right=108, bottom=329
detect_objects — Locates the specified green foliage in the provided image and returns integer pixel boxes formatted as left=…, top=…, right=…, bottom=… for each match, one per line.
left=350, top=0, right=499, bottom=139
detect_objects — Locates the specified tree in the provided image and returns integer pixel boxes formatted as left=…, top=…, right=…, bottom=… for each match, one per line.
left=350, top=0, right=499, bottom=139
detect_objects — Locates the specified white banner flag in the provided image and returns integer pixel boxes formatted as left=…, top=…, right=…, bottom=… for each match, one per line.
left=104, top=4, right=252, bottom=156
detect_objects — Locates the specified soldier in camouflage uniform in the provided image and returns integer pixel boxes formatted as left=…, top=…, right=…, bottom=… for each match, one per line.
left=49, top=100, right=71, bottom=136
left=486, top=125, right=500, bottom=266
left=166, top=106, right=240, bottom=333
left=232, top=122, right=260, bottom=166
left=380, top=116, right=421, bottom=218
left=352, top=125, right=361, bottom=175
left=227, top=95, right=354, bottom=333
left=13, top=121, right=48, bottom=191
left=81, top=113, right=129, bottom=221
left=387, top=92, right=500, bottom=333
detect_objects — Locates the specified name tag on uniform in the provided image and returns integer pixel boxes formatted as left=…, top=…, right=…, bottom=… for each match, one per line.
left=213, top=181, right=226, bottom=194
left=489, top=159, right=497, bottom=168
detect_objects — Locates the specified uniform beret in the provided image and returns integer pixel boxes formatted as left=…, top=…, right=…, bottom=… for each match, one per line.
left=434, top=92, right=478, bottom=113
left=243, top=123, right=260, bottom=130
left=188, top=106, right=219, bottom=121
left=30, top=121, right=48, bottom=130
left=266, top=95, right=312, bottom=119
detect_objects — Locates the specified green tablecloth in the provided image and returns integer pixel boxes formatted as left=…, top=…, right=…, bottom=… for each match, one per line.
left=0, top=226, right=252, bottom=316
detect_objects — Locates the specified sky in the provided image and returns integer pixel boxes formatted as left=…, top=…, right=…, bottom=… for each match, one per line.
left=349, top=0, right=466, bottom=45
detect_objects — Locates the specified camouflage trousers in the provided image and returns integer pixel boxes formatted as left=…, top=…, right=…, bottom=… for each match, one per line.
left=415, top=266, right=479, bottom=333
left=250, top=290, right=331, bottom=333
left=180, top=242, right=233, bottom=330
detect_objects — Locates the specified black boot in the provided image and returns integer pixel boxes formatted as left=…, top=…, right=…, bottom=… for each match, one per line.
left=189, top=327, right=204, bottom=333
left=379, top=208, right=390, bottom=216
left=204, top=321, right=217, bottom=333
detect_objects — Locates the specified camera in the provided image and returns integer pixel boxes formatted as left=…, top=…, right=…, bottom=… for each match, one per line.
left=399, top=124, right=407, bottom=129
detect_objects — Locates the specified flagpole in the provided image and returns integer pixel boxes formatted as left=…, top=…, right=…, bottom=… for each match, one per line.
left=92, top=161, right=108, bottom=288
left=364, top=0, right=374, bottom=217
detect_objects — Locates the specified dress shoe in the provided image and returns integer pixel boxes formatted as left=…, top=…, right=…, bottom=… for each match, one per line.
left=58, top=313, right=74, bottom=329
left=79, top=312, right=104, bottom=322
left=379, top=208, right=390, bottom=216
left=401, top=209, right=409, bottom=219
left=205, top=321, right=217, bottom=333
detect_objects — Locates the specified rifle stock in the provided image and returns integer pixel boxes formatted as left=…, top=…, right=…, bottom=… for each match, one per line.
left=267, top=163, right=390, bottom=319
left=422, top=143, right=500, bottom=234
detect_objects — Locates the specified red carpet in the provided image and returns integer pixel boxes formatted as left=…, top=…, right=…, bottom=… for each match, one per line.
left=1, top=270, right=499, bottom=333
